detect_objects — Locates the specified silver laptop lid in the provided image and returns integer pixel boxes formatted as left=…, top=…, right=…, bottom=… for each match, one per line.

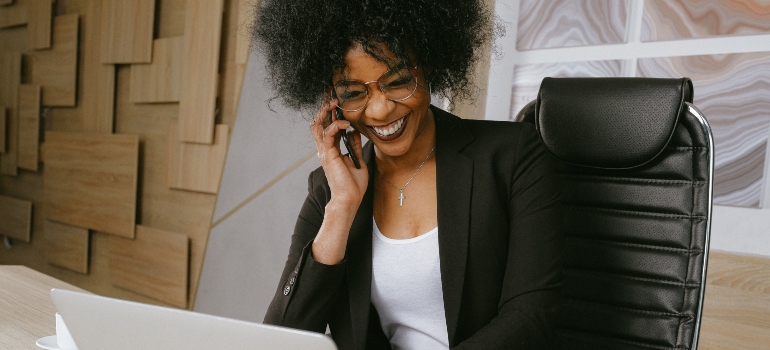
left=50, top=289, right=337, bottom=350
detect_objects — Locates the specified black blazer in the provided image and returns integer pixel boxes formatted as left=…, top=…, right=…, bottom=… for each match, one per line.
left=264, top=107, right=562, bottom=349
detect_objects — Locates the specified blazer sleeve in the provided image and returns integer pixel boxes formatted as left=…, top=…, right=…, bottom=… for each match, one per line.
left=263, top=169, right=347, bottom=333
left=454, top=123, right=562, bottom=349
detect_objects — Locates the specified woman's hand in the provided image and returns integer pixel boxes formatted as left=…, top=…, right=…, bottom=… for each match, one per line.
left=310, top=99, right=368, bottom=265
left=311, top=99, right=368, bottom=207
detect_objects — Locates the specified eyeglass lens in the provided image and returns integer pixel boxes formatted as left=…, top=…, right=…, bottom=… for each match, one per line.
left=333, top=67, right=417, bottom=111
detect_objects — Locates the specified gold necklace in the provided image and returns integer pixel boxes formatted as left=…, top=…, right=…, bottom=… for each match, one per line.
left=377, top=146, right=436, bottom=207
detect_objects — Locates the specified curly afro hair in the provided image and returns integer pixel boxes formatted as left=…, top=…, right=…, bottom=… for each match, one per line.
left=252, top=0, right=493, bottom=111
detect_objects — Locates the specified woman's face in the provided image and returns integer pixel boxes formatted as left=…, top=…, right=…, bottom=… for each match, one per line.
left=333, top=45, right=434, bottom=160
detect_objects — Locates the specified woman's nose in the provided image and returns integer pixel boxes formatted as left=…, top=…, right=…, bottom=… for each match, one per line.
left=364, top=89, right=394, bottom=121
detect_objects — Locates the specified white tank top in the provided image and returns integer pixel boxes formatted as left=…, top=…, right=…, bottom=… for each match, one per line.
left=371, top=220, right=449, bottom=350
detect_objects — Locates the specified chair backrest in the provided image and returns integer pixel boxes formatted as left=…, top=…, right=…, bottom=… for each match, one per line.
left=515, top=77, right=713, bottom=350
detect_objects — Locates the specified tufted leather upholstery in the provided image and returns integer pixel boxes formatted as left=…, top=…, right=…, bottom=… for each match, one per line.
left=515, top=78, right=713, bottom=350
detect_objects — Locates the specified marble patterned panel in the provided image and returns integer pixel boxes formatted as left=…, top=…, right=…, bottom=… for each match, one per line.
left=509, top=60, right=624, bottom=119
left=642, top=0, right=770, bottom=42
left=517, top=0, right=629, bottom=50
left=638, top=52, right=770, bottom=207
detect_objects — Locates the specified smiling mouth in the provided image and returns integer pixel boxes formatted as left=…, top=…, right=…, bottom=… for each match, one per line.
left=369, top=115, right=408, bottom=141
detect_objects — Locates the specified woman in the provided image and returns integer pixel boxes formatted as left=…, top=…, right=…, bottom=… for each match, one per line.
left=256, top=1, right=562, bottom=349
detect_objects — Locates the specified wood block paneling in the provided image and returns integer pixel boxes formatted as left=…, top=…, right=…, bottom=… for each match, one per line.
left=43, top=131, right=139, bottom=238
left=31, top=14, right=78, bottom=107
left=45, top=220, right=89, bottom=274
left=235, top=0, right=254, bottom=66
left=130, top=37, right=183, bottom=103
left=17, top=84, right=40, bottom=171
left=0, top=0, right=26, bottom=28
left=0, top=194, right=32, bottom=242
left=178, top=0, right=225, bottom=144
left=81, top=0, right=114, bottom=133
left=0, top=107, right=6, bottom=153
left=167, top=123, right=228, bottom=194
left=0, top=0, right=243, bottom=312
left=108, top=225, right=189, bottom=308
left=27, top=0, right=52, bottom=50
left=0, top=52, right=21, bottom=176
left=99, top=0, right=154, bottom=64
left=156, top=0, right=185, bottom=38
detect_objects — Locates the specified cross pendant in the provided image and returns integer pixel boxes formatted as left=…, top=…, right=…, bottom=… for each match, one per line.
left=398, top=190, right=405, bottom=207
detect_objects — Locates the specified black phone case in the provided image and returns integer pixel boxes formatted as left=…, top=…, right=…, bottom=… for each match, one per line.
left=335, top=107, right=361, bottom=169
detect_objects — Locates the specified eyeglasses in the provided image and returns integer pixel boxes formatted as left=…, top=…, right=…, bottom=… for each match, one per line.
left=332, top=66, right=419, bottom=112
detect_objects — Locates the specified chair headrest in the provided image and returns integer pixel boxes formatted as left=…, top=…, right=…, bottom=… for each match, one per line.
left=536, top=77, right=693, bottom=169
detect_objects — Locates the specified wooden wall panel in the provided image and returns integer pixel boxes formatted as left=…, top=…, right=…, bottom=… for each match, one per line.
left=17, top=84, right=40, bottom=171
left=0, top=0, right=26, bottom=28
left=0, top=107, right=6, bottom=153
left=43, top=131, right=139, bottom=238
left=99, top=0, right=154, bottom=64
left=167, top=123, right=228, bottom=194
left=220, top=0, right=255, bottom=128
left=80, top=0, right=114, bottom=134
left=31, top=14, right=78, bottom=107
left=27, top=0, right=51, bottom=50
left=0, top=194, right=32, bottom=242
left=108, top=225, right=189, bottom=308
left=178, top=0, right=225, bottom=144
left=156, top=0, right=185, bottom=38
left=0, top=52, right=20, bottom=176
left=0, top=0, right=14, bottom=7
left=130, top=37, right=183, bottom=103
left=0, top=0, right=243, bottom=311
left=45, top=220, right=89, bottom=274
left=234, top=0, right=253, bottom=67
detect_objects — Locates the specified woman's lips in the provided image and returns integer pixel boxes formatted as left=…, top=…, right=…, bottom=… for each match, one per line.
left=368, top=115, right=409, bottom=141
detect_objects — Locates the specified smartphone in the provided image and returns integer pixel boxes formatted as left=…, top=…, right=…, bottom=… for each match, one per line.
left=330, top=95, right=361, bottom=169
left=335, top=108, right=361, bottom=169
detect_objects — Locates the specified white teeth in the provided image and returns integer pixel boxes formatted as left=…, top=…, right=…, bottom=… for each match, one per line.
left=373, top=117, right=405, bottom=137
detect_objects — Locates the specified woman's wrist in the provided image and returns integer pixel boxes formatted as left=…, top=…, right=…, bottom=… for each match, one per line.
left=326, top=197, right=360, bottom=216
left=312, top=200, right=359, bottom=265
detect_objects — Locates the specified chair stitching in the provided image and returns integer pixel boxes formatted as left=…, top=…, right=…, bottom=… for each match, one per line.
left=667, top=146, right=705, bottom=150
left=565, top=232, right=692, bottom=251
left=566, top=236, right=703, bottom=253
left=564, top=297, right=694, bottom=318
left=565, top=205, right=706, bottom=220
left=564, top=268, right=701, bottom=288
left=559, top=174, right=706, bottom=185
left=680, top=135, right=699, bottom=348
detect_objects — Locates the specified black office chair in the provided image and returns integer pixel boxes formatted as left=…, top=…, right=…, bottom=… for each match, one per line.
left=515, top=78, right=713, bottom=350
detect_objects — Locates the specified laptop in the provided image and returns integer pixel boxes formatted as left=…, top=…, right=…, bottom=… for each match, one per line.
left=50, top=289, right=337, bottom=350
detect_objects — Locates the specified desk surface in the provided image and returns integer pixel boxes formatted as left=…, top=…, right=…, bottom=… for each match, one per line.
left=0, top=265, right=87, bottom=350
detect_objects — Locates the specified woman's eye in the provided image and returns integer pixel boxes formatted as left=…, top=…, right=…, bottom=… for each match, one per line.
left=340, top=90, right=365, bottom=100
left=385, top=77, right=412, bottom=88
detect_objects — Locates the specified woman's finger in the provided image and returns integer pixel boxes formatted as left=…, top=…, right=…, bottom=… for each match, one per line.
left=310, top=105, right=330, bottom=143
left=349, top=128, right=365, bottom=163
left=321, top=119, right=350, bottom=150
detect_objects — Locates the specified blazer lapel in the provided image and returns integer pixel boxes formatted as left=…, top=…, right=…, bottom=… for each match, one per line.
left=346, top=141, right=376, bottom=350
left=433, top=107, right=475, bottom=346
